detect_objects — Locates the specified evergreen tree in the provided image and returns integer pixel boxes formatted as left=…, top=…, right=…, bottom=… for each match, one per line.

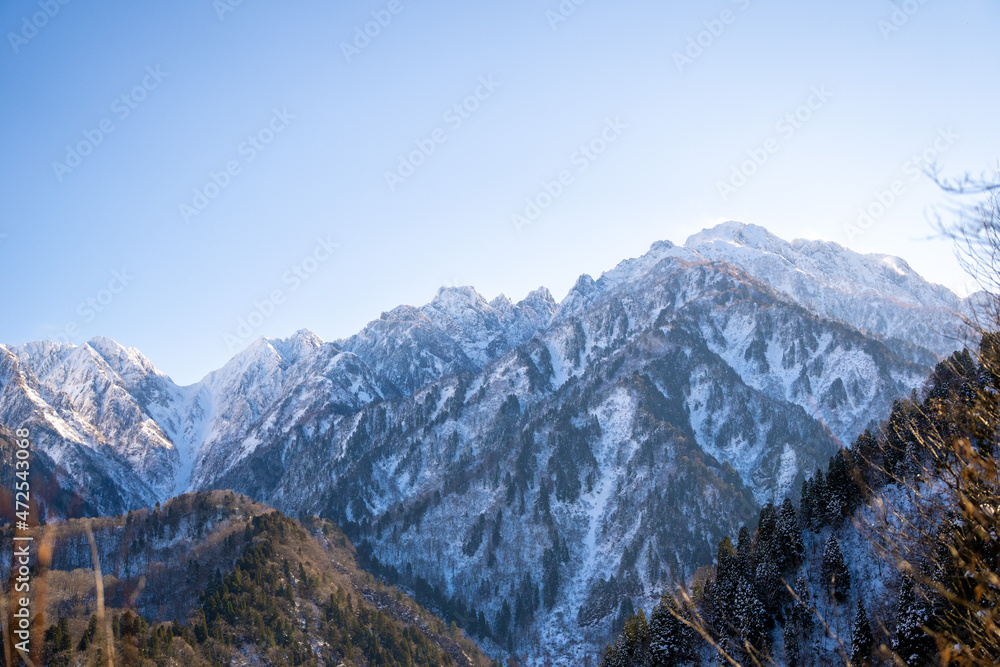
left=600, top=610, right=649, bottom=667
left=800, top=478, right=814, bottom=528
left=825, top=450, right=860, bottom=526
left=495, top=599, right=512, bottom=646
left=77, top=614, right=98, bottom=651
left=712, top=537, right=739, bottom=629
left=44, top=616, right=73, bottom=666
left=821, top=535, right=851, bottom=601
left=58, top=616, right=72, bottom=652
left=542, top=546, right=560, bottom=610
left=757, top=503, right=778, bottom=544
left=783, top=621, right=801, bottom=667
left=755, top=557, right=781, bottom=615
left=736, top=525, right=753, bottom=575
left=790, top=574, right=814, bottom=633
left=775, top=498, right=804, bottom=571
left=783, top=575, right=814, bottom=667
left=893, top=577, right=937, bottom=666
left=852, top=428, right=882, bottom=488
left=734, top=576, right=769, bottom=660
left=851, top=598, right=874, bottom=667
left=809, top=469, right=829, bottom=531
left=647, top=595, right=696, bottom=666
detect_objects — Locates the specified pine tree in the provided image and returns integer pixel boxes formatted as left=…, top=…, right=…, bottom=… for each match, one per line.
left=542, top=546, right=560, bottom=610
left=851, top=598, right=874, bottom=667
left=736, top=525, right=753, bottom=575
left=821, top=535, right=851, bottom=601
left=477, top=609, right=490, bottom=638
left=783, top=574, right=814, bottom=667
left=757, top=503, right=778, bottom=551
left=800, top=478, right=814, bottom=528
left=852, top=428, right=882, bottom=487
left=790, top=574, right=813, bottom=633
left=647, top=595, right=696, bottom=666
left=810, top=469, right=830, bottom=531
left=600, top=610, right=650, bottom=667
left=783, top=621, right=801, bottom=667
left=734, top=576, right=769, bottom=660
left=44, top=616, right=73, bottom=667
left=776, top=498, right=804, bottom=571
left=826, top=450, right=859, bottom=526
left=712, top=537, right=739, bottom=628
left=495, top=599, right=512, bottom=646
left=77, top=614, right=98, bottom=651
left=893, top=576, right=937, bottom=666
left=58, top=616, right=72, bottom=652
left=755, top=557, right=781, bottom=615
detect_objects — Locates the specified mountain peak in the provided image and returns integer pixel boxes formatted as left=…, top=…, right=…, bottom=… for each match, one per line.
left=683, top=221, right=966, bottom=357
left=648, top=239, right=676, bottom=253
left=430, top=285, right=490, bottom=314
left=265, top=328, right=325, bottom=363
left=519, top=286, right=556, bottom=312
left=84, top=335, right=169, bottom=384
left=685, top=221, right=775, bottom=249
left=489, top=293, right=514, bottom=311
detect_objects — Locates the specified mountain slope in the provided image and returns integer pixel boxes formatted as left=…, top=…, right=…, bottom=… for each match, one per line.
left=0, top=491, right=495, bottom=666
left=0, top=343, right=163, bottom=514
left=191, top=254, right=929, bottom=662
left=600, top=340, right=996, bottom=666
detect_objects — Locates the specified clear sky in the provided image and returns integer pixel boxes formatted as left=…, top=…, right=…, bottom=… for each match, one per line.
left=2, top=0, right=998, bottom=385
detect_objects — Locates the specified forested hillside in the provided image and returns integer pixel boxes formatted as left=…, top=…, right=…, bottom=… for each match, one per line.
left=600, top=336, right=1000, bottom=666
left=0, top=491, right=495, bottom=666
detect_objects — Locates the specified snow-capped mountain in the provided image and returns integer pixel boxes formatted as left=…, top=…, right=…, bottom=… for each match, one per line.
left=684, top=221, right=971, bottom=361
left=186, top=330, right=398, bottom=491
left=200, top=251, right=930, bottom=661
left=0, top=222, right=973, bottom=662
left=0, top=341, right=166, bottom=514
left=338, top=285, right=556, bottom=394
left=0, top=287, right=557, bottom=514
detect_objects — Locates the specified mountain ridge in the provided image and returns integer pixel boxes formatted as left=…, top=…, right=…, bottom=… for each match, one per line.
left=1, top=221, right=971, bottom=510
left=0, top=221, right=976, bottom=663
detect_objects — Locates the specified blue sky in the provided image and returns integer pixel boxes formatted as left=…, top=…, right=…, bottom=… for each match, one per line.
left=2, top=0, right=998, bottom=385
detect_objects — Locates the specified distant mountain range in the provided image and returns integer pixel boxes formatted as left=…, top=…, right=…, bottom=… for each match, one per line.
left=0, top=221, right=975, bottom=662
